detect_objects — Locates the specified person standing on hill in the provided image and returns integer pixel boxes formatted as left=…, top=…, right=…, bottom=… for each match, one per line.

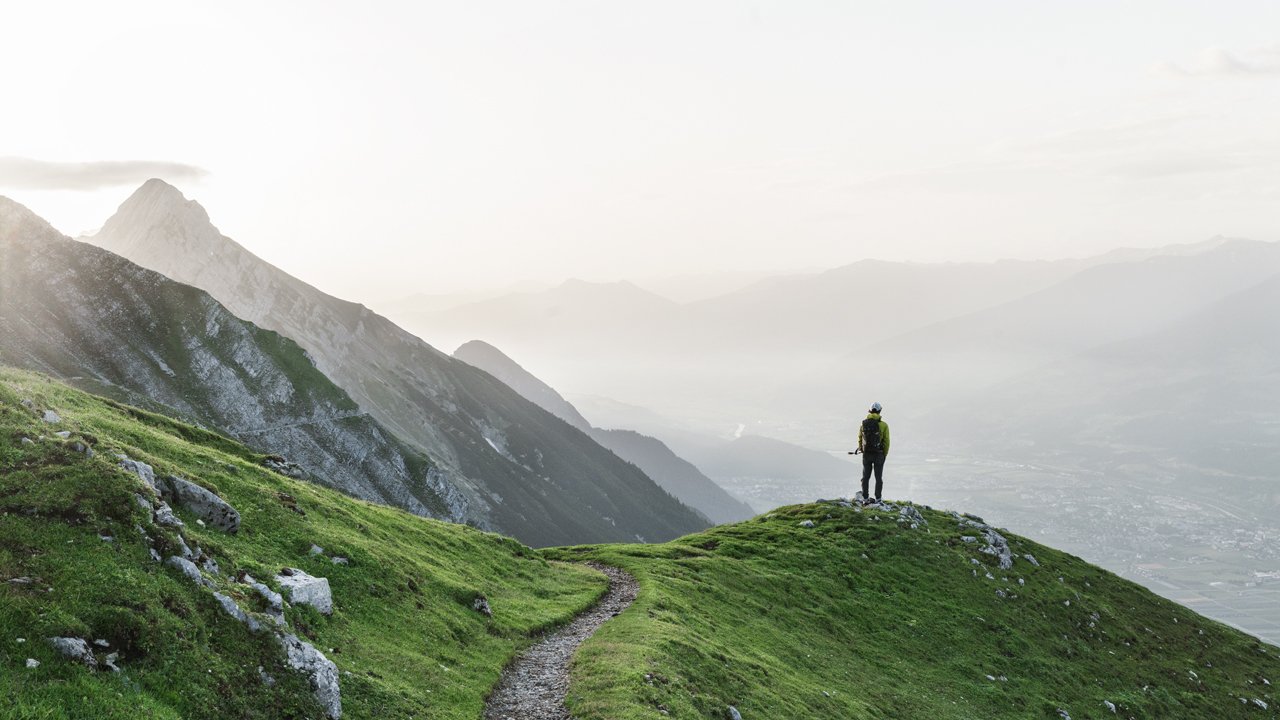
left=857, top=402, right=890, bottom=504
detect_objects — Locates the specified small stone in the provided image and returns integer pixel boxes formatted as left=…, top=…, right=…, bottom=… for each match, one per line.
left=42, top=410, right=61, bottom=424
left=54, top=430, right=71, bottom=439
left=1253, top=699, right=1268, bottom=710
left=331, top=556, right=349, bottom=565
left=93, top=639, right=109, bottom=648
left=258, top=665, right=276, bottom=687
left=798, top=520, right=815, bottom=528
left=20, top=437, right=34, bottom=446
left=1024, top=554, right=1040, bottom=566
left=727, top=706, right=743, bottom=720
left=473, top=594, right=493, bottom=617
left=26, top=658, right=39, bottom=668
left=309, top=544, right=325, bottom=556
left=1103, top=700, right=1116, bottom=713
left=961, top=536, right=977, bottom=543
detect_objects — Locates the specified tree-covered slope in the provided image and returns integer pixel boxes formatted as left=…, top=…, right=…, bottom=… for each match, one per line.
left=0, top=367, right=605, bottom=719
left=552, top=503, right=1279, bottom=719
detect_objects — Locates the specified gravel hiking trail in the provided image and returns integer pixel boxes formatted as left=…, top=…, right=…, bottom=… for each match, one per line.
left=484, top=563, right=639, bottom=720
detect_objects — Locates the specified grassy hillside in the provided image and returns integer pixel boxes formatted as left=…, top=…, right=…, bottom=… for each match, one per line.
left=551, top=503, right=1279, bottom=719
left=0, top=367, right=605, bottom=719
left=4, top=368, right=1278, bottom=719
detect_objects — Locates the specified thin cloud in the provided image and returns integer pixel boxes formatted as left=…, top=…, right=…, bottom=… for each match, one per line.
left=0, top=156, right=208, bottom=190
left=1155, top=46, right=1280, bottom=77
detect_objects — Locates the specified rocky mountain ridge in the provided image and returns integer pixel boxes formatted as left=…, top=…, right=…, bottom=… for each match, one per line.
left=89, top=180, right=708, bottom=546
left=0, top=195, right=466, bottom=523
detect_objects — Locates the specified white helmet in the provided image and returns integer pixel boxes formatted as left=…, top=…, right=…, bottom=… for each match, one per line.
left=870, top=402, right=882, bottom=413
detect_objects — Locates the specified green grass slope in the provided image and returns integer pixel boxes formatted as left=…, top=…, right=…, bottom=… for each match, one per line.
left=552, top=503, right=1279, bottom=719
left=0, top=367, right=606, bottom=719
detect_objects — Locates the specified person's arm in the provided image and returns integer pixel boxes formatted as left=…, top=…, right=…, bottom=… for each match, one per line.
left=881, top=421, right=890, bottom=455
left=857, top=422, right=864, bottom=452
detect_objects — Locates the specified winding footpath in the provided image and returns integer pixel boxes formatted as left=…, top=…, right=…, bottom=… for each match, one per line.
left=485, top=563, right=638, bottom=720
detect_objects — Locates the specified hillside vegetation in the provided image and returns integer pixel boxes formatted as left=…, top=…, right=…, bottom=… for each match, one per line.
left=552, top=505, right=1279, bottom=719
left=0, top=367, right=604, bottom=719
left=3, top=368, right=1277, bottom=719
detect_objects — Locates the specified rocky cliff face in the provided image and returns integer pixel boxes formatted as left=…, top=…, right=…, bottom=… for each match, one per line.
left=0, top=196, right=468, bottom=524
left=89, top=180, right=708, bottom=546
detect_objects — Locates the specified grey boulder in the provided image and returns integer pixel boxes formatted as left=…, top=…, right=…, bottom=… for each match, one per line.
left=47, top=637, right=96, bottom=667
left=161, top=476, right=240, bottom=533
left=275, top=568, right=333, bottom=615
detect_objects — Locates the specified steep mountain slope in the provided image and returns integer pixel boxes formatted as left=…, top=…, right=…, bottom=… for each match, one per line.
left=454, top=340, right=593, bottom=433
left=0, top=196, right=463, bottom=523
left=454, top=340, right=755, bottom=524
left=554, top=502, right=1280, bottom=719
left=89, top=181, right=708, bottom=546
left=0, top=367, right=606, bottom=719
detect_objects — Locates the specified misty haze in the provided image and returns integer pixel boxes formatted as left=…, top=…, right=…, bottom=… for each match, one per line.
left=1, top=3, right=1278, bottom=719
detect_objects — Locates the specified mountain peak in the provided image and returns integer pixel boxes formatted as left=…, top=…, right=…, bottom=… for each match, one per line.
left=90, top=180, right=229, bottom=269
left=117, top=178, right=211, bottom=224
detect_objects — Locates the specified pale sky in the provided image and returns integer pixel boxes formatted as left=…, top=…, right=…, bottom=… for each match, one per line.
left=2, top=1, right=1278, bottom=300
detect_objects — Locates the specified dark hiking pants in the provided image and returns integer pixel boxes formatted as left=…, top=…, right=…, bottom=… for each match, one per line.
left=861, top=452, right=885, bottom=500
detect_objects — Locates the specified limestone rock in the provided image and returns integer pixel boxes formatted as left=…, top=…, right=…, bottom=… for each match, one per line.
left=279, top=634, right=342, bottom=718
left=472, top=594, right=493, bottom=617
left=153, top=500, right=184, bottom=528
left=25, top=658, right=39, bottom=669
left=980, top=528, right=1014, bottom=571
left=276, top=568, right=333, bottom=615
left=728, top=706, right=743, bottom=720
left=47, top=637, right=95, bottom=667
left=161, top=475, right=240, bottom=533
left=42, top=410, right=61, bottom=424
left=798, top=520, right=816, bottom=528
left=166, top=556, right=211, bottom=587
left=212, top=592, right=262, bottom=633
left=118, top=458, right=159, bottom=492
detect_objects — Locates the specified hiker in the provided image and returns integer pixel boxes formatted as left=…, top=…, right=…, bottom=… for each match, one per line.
left=857, top=402, right=890, bottom=504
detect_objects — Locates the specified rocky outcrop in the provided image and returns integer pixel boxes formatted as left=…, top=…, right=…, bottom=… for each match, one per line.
left=160, top=475, right=240, bottom=533
left=279, top=634, right=342, bottom=718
